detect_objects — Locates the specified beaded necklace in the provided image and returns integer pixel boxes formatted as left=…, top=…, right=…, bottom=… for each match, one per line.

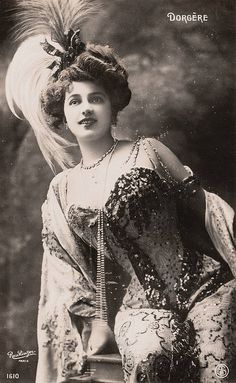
left=79, top=138, right=142, bottom=324
left=80, top=140, right=117, bottom=170
left=121, top=136, right=141, bottom=168
left=96, top=208, right=107, bottom=322
left=80, top=140, right=118, bottom=325
left=94, top=139, right=142, bottom=323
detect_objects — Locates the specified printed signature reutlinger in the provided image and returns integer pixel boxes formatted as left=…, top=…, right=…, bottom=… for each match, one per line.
left=7, top=350, right=37, bottom=361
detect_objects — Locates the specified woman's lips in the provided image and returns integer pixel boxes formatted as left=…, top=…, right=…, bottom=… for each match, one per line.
left=79, top=118, right=97, bottom=127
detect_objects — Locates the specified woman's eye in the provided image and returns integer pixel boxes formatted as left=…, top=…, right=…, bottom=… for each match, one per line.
left=90, top=96, right=103, bottom=103
left=69, top=99, right=80, bottom=106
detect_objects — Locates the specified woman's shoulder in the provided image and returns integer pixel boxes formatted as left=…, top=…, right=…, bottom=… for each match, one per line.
left=116, top=136, right=170, bottom=170
left=118, top=136, right=169, bottom=151
left=141, top=136, right=172, bottom=154
left=114, top=139, right=137, bottom=162
left=48, top=167, right=73, bottom=193
left=133, top=136, right=190, bottom=182
left=139, top=136, right=184, bottom=167
left=124, top=136, right=170, bottom=165
left=44, top=167, right=75, bottom=211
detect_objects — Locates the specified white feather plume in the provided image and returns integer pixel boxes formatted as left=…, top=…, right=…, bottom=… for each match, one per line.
left=6, top=35, right=77, bottom=171
left=6, top=0, right=101, bottom=171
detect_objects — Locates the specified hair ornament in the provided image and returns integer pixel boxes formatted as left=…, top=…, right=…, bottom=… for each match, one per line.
left=41, top=29, right=86, bottom=77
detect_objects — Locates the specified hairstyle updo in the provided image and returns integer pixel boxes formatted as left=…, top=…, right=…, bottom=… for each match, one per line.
left=41, top=43, right=132, bottom=128
left=6, top=35, right=132, bottom=170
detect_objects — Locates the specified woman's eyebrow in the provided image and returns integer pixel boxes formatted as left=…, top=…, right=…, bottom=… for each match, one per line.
left=67, top=91, right=106, bottom=99
left=89, top=91, right=107, bottom=97
left=67, top=93, right=81, bottom=99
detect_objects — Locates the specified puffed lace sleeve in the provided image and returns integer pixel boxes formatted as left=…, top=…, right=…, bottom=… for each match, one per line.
left=141, top=137, right=236, bottom=274
left=205, top=191, right=236, bottom=277
left=36, top=173, right=96, bottom=383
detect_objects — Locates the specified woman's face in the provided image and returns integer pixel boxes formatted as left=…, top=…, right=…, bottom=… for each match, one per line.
left=64, top=81, right=112, bottom=143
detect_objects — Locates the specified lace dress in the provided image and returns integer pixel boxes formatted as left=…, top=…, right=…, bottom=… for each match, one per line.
left=37, top=139, right=236, bottom=383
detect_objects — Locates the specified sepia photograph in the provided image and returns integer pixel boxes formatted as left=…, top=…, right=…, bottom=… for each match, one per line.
left=0, top=0, right=235, bottom=382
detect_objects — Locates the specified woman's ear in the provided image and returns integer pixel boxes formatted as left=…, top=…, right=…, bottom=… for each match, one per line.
left=63, top=117, right=68, bottom=130
left=111, top=112, right=117, bottom=127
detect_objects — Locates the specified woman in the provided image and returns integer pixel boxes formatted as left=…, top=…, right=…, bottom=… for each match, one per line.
left=5, top=1, right=236, bottom=382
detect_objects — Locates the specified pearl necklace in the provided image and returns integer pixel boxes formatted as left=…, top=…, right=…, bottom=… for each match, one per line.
left=80, top=140, right=118, bottom=170
left=79, top=140, right=118, bottom=326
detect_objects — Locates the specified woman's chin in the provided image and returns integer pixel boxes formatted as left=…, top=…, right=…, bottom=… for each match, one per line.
left=75, top=131, right=111, bottom=143
left=74, top=131, right=98, bottom=142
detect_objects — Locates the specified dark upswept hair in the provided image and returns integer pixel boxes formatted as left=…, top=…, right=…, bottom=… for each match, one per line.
left=41, top=43, right=132, bottom=128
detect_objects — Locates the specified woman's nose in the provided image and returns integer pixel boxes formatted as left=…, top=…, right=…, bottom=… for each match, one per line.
left=82, top=107, right=93, bottom=116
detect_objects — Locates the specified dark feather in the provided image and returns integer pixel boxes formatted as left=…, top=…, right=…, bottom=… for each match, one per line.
left=12, top=0, right=100, bottom=49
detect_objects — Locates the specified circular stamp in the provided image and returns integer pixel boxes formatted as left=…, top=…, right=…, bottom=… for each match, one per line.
left=215, top=364, right=229, bottom=379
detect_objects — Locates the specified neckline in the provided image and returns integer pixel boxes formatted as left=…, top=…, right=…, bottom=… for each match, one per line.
left=65, top=166, right=160, bottom=215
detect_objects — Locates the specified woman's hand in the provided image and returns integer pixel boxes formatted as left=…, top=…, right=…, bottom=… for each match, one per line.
left=87, top=319, right=117, bottom=356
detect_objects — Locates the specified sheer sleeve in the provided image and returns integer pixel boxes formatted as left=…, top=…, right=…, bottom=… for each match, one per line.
left=140, top=137, right=190, bottom=182
left=205, top=191, right=236, bottom=277
left=140, top=137, right=206, bottom=214
left=141, top=137, right=236, bottom=272
left=36, top=175, right=96, bottom=383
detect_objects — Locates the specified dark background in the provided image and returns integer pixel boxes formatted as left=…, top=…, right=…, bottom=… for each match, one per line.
left=0, top=1, right=235, bottom=382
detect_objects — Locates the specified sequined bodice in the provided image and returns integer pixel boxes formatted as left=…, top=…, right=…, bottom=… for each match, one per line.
left=66, top=167, right=232, bottom=314
left=67, top=167, right=179, bottom=256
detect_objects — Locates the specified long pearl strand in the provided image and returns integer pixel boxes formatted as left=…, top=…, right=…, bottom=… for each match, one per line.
left=95, top=208, right=108, bottom=323
left=89, top=141, right=117, bottom=324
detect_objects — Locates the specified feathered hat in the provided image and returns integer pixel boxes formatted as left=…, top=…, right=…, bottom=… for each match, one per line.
left=5, top=0, right=100, bottom=170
